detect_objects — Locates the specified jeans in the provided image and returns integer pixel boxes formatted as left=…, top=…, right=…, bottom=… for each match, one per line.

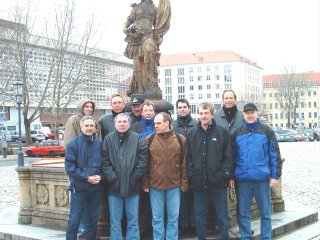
left=236, top=181, right=272, bottom=240
left=193, top=188, right=229, bottom=240
left=150, top=187, right=180, bottom=240
left=66, top=190, right=102, bottom=240
left=109, top=194, right=140, bottom=240
left=179, top=189, right=195, bottom=228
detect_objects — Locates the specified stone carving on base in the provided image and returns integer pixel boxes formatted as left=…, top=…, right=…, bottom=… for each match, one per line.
left=55, top=185, right=69, bottom=207
left=36, top=184, right=49, bottom=205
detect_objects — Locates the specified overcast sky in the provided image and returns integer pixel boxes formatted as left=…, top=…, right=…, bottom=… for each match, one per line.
left=1, top=0, right=319, bottom=75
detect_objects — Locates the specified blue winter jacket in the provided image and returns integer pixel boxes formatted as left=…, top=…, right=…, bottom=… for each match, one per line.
left=231, top=119, right=282, bottom=182
left=65, top=132, right=103, bottom=192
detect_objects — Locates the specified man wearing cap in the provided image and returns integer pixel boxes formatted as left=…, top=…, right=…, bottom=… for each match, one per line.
left=129, top=97, right=144, bottom=124
left=230, top=103, right=282, bottom=240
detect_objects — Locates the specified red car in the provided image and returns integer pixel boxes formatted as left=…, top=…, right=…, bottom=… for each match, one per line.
left=26, top=140, right=65, bottom=157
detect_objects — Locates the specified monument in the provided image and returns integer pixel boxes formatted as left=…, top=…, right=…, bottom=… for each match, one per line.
left=124, top=0, right=173, bottom=111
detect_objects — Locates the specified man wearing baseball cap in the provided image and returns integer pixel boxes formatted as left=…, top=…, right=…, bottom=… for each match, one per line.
left=230, top=103, right=282, bottom=239
left=129, top=97, right=144, bottom=124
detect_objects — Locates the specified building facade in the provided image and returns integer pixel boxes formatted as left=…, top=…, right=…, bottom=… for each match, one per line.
left=158, top=51, right=263, bottom=116
left=262, top=72, right=320, bottom=129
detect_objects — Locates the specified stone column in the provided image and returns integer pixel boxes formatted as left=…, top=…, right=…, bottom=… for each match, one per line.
left=16, top=167, right=32, bottom=224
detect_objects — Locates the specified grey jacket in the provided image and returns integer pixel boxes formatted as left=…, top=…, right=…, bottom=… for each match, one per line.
left=214, top=109, right=243, bottom=133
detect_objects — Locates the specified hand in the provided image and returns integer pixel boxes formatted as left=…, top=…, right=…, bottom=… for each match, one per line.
left=143, top=188, right=149, bottom=192
left=88, top=175, right=101, bottom=185
left=269, top=179, right=279, bottom=187
left=229, top=180, right=235, bottom=189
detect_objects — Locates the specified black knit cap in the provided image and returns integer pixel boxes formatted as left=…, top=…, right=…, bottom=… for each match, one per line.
left=243, top=103, right=258, bottom=112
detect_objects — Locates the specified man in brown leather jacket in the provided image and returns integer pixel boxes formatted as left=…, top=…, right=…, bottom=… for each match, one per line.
left=142, top=112, right=188, bottom=240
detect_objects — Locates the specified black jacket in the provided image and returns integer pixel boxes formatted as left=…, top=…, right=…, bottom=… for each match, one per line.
left=187, top=120, right=235, bottom=190
left=102, top=130, right=148, bottom=197
left=172, top=114, right=198, bottom=138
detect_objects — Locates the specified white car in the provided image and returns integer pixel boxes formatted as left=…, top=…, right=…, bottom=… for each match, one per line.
left=30, top=130, right=45, bottom=142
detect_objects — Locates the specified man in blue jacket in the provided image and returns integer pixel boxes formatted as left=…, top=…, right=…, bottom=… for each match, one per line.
left=230, top=103, right=282, bottom=240
left=65, top=116, right=103, bottom=240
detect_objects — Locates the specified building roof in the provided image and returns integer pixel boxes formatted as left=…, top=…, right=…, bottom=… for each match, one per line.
left=263, top=72, right=320, bottom=84
left=159, top=50, right=262, bottom=69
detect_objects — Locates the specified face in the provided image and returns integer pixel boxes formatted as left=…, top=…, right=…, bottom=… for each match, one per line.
left=199, top=108, right=213, bottom=127
left=132, top=104, right=142, bottom=117
left=115, top=115, right=130, bottom=133
left=223, top=91, right=237, bottom=109
left=177, top=102, right=190, bottom=117
left=111, top=96, right=125, bottom=113
left=154, top=114, right=169, bottom=133
left=83, top=102, right=94, bottom=116
left=80, top=119, right=96, bottom=136
left=142, top=105, right=155, bottom=120
left=243, top=110, right=259, bottom=124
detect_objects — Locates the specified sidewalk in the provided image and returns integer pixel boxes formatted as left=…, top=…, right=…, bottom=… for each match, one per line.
left=0, top=201, right=318, bottom=240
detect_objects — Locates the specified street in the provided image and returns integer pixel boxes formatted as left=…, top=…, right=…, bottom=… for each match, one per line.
left=0, top=157, right=39, bottom=167
left=0, top=142, right=319, bottom=211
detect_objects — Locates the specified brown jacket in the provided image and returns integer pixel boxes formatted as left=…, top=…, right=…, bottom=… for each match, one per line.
left=64, top=99, right=101, bottom=146
left=142, top=128, right=189, bottom=192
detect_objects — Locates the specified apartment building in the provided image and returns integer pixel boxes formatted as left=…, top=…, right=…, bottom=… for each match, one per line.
left=0, top=19, right=131, bottom=126
left=262, top=72, right=320, bottom=129
left=158, top=50, right=263, bottom=116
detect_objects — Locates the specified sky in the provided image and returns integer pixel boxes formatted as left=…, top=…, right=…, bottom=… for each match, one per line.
left=0, top=0, right=319, bottom=75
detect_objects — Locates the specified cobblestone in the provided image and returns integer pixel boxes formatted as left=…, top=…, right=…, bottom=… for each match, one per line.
left=0, top=142, right=319, bottom=212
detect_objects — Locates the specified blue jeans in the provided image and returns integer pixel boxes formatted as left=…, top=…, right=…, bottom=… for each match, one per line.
left=108, top=194, right=140, bottom=240
left=179, top=189, right=195, bottom=228
left=150, top=187, right=180, bottom=240
left=66, top=190, right=102, bottom=240
left=193, top=188, right=229, bottom=240
left=236, top=181, right=272, bottom=240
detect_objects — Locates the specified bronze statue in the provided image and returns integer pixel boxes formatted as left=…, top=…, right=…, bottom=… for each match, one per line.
left=124, top=0, right=171, bottom=99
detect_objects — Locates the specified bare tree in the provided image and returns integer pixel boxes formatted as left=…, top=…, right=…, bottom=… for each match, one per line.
left=275, top=66, right=309, bottom=127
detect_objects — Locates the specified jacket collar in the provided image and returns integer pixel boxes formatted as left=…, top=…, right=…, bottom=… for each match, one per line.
left=157, top=126, right=174, bottom=138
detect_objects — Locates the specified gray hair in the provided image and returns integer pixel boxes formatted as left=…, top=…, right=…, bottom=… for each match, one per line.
left=114, top=113, right=131, bottom=123
left=198, top=102, right=214, bottom=115
left=80, top=115, right=96, bottom=126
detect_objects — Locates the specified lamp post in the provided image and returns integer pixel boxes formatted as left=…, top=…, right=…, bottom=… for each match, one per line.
left=13, top=78, right=24, bottom=167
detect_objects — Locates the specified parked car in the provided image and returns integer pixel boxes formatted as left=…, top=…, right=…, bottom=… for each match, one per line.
left=290, top=134, right=306, bottom=142
left=25, top=140, right=65, bottom=157
left=276, top=134, right=296, bottom=142
left=30, top=130, right=46, bottom=142
left=10, top=132, right=26, bottom=143
left=41, top=127, right=56, bottom=140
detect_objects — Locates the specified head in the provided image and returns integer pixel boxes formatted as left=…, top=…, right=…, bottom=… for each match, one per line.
left=198, top=102, right=214, bottom=128
left=131, top=97, right=144, bottom=117
left=83, top=101, right=94, bottom=116
left=141, top=100, right=155, bottom=120
left=114, top=113, right=131, bottom=133
left=80, top=116, right=96, bottom=136
left=243, top=103, right=259, bottom=124
left=176, top=98, right=190, bottom=117
left=110, top=94, right=125, bottom=113
left=222, top=90, right=237, bottom=109
left=154, top=112, right=171, bottom=133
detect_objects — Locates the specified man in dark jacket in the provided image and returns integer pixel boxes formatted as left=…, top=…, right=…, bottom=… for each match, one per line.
left=65, top=116, right=103, bottom=240
left=172, top=98, right=197, bottom=236
left=102, top=113, right=148, bottom=239
left=130, top=99, right=156, bottom=239
left=187, top=102, right=234, bottom=240
left=230, top=103, right=282, bottom=240
left=99, top=94, right=125, bottom=139
left=214, top=90, right=243, bottom=133
left=128, top=97, right=144, bottom=124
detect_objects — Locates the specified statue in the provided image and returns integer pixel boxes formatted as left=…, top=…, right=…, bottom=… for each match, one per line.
left=123, top=0, right=171, bottom=100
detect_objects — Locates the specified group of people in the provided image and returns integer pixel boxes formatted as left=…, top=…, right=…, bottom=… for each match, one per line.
left=64, top=90, right=282, bottom=240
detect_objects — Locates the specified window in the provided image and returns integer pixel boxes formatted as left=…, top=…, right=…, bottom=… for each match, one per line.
left=189, top=67, right=193, bottom=73
left=178, top=86, right=185, bottom=93
left=224, top=83, right=232, bottom=90
left=197, top=66, right=202, bottom=73
left=198, top=76, right=202, bottom=81
left=189, top=76, right=194, bottom=81
left=223, top=65, right=231, bottom=73
left=190, top=94, right=194, bottom=100
left=190, top=104, right=197, bottom=114
left=198, top=85, right=202, bottom=90
left=269, top=103, right=272, bottom=109
left=164, top=78, right=171, bottom=85
left=164, top=69, right=171, bottom=76
left=178, top=77, right=185, bottom=85
left=177, top=68, right=184, bottom=76
left=314, top=102, right=317, bottom=107
left=198, top=93, right=203, bottom=99
left=224, top=75, right=232, bottom=82
left=308, top=91, right=311, bottom=96
left=275, top=113, right=278, bottom=119
left=165, top=86, right=172, bottom=94
left=206, top=84, right=211, bottom=90
left=215, top=75, right=219, bottom=81
left=215, top=84, right=219, bottom=90
left=215, top=93, right=220, bottom=98
left=309, top=112, right=312, bottom=118
left=314, top=112, right=318, bottom=118
left=207, top=93, right=211, bottom=99
left=268, top=82, right=272, bottom=87
left=190, top=85, right=194, bottom=91
left=206, top=66, right=210, bottom=72
left=269, top=93, right=272, bottom=97
left=214, top=66, right=219, bottom=72
left=314, top=91, right=317, bottom=95
left=206, top=75, right=211, bottom=80
left=308, top=102, right=311, bottom=108
left=275, top=103, right=278, bottom=109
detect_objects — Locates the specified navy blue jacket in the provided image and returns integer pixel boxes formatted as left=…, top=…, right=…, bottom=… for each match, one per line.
left=172, top=114, right=198, bottom=138
left=130, top=116, right=155, bottom=139
left=65, top=132, right=103, bottom=192
left=231, top=119, right=282, bottom=181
